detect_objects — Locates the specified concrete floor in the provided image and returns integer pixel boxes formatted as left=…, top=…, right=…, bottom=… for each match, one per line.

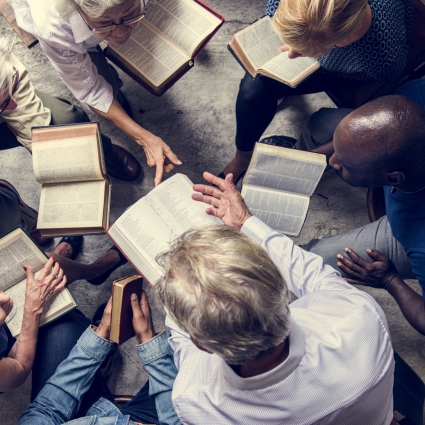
left=1, top=0, right=424, bottom=423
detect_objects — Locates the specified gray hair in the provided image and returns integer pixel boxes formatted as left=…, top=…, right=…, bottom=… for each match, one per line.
left=0, top=38, right=14, bottom=101
left=55, top=0, right=128, bottom=19
left=156, top=226, right=291, bottom=364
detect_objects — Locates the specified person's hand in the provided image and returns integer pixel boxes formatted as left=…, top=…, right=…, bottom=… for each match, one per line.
left=24, top=257, right=67, bottom=317
left=138, top=130, right=182, bottom=186
left=131, top=291, right=155, bottom=344
left=336, top=247, right=399, bottom=290
left=279, top=44, right=303, bottom=59
left=0, top=292, right=13, bottom=327
left=95, top=297, right=113, bottom=340
left=192, top=172, right=252, bottom=230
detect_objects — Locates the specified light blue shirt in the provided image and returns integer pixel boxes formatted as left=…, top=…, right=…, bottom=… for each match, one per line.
left=18, top=327, right=181, bottom=425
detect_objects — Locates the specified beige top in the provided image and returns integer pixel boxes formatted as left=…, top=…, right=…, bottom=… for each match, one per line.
left=0, top=54, right=51, bottom=151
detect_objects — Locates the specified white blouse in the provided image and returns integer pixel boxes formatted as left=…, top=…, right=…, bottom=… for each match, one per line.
left=11, top=0, right=114, bottom=113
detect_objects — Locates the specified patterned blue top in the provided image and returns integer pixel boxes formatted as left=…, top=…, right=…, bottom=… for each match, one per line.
left=264, top=0, right=413, bottom=82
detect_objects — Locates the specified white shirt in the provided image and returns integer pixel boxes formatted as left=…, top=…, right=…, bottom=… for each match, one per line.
left=11, top=0, right=114, bottom=113
left=166, top=216, right=394, bottom=425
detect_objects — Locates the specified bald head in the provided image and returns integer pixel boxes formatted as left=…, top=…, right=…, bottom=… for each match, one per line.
left=338, top=95, right=425, bottom=173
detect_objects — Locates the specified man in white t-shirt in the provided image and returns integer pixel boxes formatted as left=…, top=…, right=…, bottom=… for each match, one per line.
left=153, top=172, right=395, bottom=425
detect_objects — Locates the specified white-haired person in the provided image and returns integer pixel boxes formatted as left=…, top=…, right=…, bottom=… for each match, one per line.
left=0, top=38, right=141, bottom=181
left=222, top=0, right=414, bottom=182
left=148, top=171, right=394, bottom=425
left=10, top=0, right=181, bottom=186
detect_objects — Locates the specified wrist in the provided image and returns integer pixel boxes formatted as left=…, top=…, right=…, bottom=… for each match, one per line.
left=382, top=272, right=401, bottom=292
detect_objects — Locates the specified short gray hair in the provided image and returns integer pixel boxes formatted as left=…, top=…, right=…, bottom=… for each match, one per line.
left=55, top=0, right=128, bottom=19
left=0, top=38, right=14, bottom=101
left=156, top=226, right=291, bottom=364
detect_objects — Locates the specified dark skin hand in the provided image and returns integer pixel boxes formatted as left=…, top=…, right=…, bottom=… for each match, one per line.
left=131, top=291, right=156, bottom=344
left=337, top=247, right=425, bottom=335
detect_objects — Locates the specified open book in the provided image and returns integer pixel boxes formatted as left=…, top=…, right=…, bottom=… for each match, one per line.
left=0, top=227, right=77, bottom=337
left=108, top=173, right=222, bottom=285
left=32, top=123, right=111, bottom=237
left=105, top=0, right=224, bottom=95
left=241, top=143, right=326, bottom=237
left=228, top=16, right=320, bottom=88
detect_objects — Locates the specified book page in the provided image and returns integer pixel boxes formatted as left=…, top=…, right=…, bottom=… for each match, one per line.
left=5, top=277, right=76, bottom=338
left=145, top=0, right=222, bottom=56
left=234, top=17, right=282, bottom=71
left=242, top=185, right=309, bottom=237
left=108, top=22, right=189, bottom=87
left=146, top=173, right=221, bottom=234
left=0, top=228, right=46, bottom=292
left=109, top=198, right=174, bottom=284
left=37, top=181, right=106, bottom=229
left=245, top=151, right=326, bottom=196
left=32, top=136, right=103, bottom=185
left=260, top=53, right=318, bottom=84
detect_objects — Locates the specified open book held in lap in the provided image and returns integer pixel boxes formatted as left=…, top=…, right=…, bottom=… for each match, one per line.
left=105, top=0, right=224, bottom=96
left=0, top=227, right=77, bottom=337
left=32, top=123, right=111, bottom=237
left=242, top=143, right=326, bottom=237
left=107, top=173, right=222, bottom=285
left=228, top=16, right=320, bottom=88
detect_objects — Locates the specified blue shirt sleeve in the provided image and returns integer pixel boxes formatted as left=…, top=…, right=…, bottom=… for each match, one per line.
left=136, top=331, right=181, bottom=425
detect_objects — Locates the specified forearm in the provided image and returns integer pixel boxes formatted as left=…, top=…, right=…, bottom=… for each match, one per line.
left=3, top=310, right=42, bottom=390
left=137, top=331, right=181, bottom=425
left=19, top=326, right=116, bottom=425
left=90, top=100, right=149, bottom=146
left=386, top=276, right=425, bottom=334
left=311, top=140, right=334, bottom=161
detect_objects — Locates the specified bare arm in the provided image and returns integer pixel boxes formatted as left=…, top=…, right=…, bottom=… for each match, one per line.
left=311, top=140, right=334, bottom=162
left=337, top=248, right=425, bottom=335
left=90, top=100, right=181, bottom=186
left=0, top=259, right=67, bottom=391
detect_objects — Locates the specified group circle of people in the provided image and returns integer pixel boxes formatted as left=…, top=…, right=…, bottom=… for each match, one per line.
left=0, top=0, right=424, bottom=424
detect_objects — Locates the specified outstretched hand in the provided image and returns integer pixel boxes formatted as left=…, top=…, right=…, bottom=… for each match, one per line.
left=336, top=247, right=399, bottom=290
left=192, top=172, right=252, bottom=230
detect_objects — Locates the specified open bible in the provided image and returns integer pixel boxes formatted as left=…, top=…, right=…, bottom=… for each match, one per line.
left=241, top=143, right=326, bottom=237
left=0, top=227, right=77, bottom=337
left=108, top=173, right=222, bottom=285
left=32, top=123, right=111, bottom=237
left=105, top=0, right=224, bottom=95
left=228, top=16, right=320, bottom=88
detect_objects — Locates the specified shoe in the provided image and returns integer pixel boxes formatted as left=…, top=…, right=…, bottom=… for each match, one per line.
left=0, top=180, right=53, bottom=247
left=259, top=135, right=297, bottom=148
left=87, top=246, right=128, bottom=286
left=120, top=92, right=134, bottom=119
left=105, top=144, right=141, bottom=181
left=214, top=170, right=246, bottom=188
left=54, top=236, right=83, bottom=261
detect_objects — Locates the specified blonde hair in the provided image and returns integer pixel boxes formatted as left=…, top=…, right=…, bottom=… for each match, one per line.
left=273, top=0, right=369, bottom=57
left=0, top=37, right=14, bottom=101
left=55, top=0, right=128, bottom=19
left=156, top=226, right=291, bottom=364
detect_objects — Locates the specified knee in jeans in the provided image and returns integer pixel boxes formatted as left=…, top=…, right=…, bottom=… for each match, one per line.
left=238, top=74, right=272, bottom=105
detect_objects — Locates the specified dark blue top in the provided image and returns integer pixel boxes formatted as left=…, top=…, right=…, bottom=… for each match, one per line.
left=383, top=79, right=425, bottom=298
left=264, top=0, right=413, bottom=82
left=0, top=328, right=9, bottom=360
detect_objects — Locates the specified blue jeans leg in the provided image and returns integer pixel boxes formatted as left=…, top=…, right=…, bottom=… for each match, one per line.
left=121, top=380, right=160, bottom=425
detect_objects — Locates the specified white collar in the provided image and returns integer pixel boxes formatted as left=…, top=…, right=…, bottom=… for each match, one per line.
left=221, top=318, right=306, bottom=391
left=69, top=9, right=95, bottom=43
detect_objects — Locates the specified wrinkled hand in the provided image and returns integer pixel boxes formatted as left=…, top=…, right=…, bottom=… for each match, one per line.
left=138, top=130, right=182, bottom=186
left=131, top=291, right=155, bottom=344
left=336, top=247, right=399, bottom=290
left=24, top=257, right=67, bottom=316
left=95, top=297, right=113, bottom=340
left=192, top=172, right=252, bottom=230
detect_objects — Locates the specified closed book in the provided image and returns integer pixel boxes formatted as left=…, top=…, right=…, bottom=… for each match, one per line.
left=110, top=275, right=144, bottom=345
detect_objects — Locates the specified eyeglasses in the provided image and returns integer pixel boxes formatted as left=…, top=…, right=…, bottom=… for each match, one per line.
left=0, top=67, right=19, bottom=115
left=78, top=0, right=147, bottom=34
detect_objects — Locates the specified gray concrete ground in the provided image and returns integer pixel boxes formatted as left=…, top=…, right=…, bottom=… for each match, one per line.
left=1, top=0, right=424, bottom=423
